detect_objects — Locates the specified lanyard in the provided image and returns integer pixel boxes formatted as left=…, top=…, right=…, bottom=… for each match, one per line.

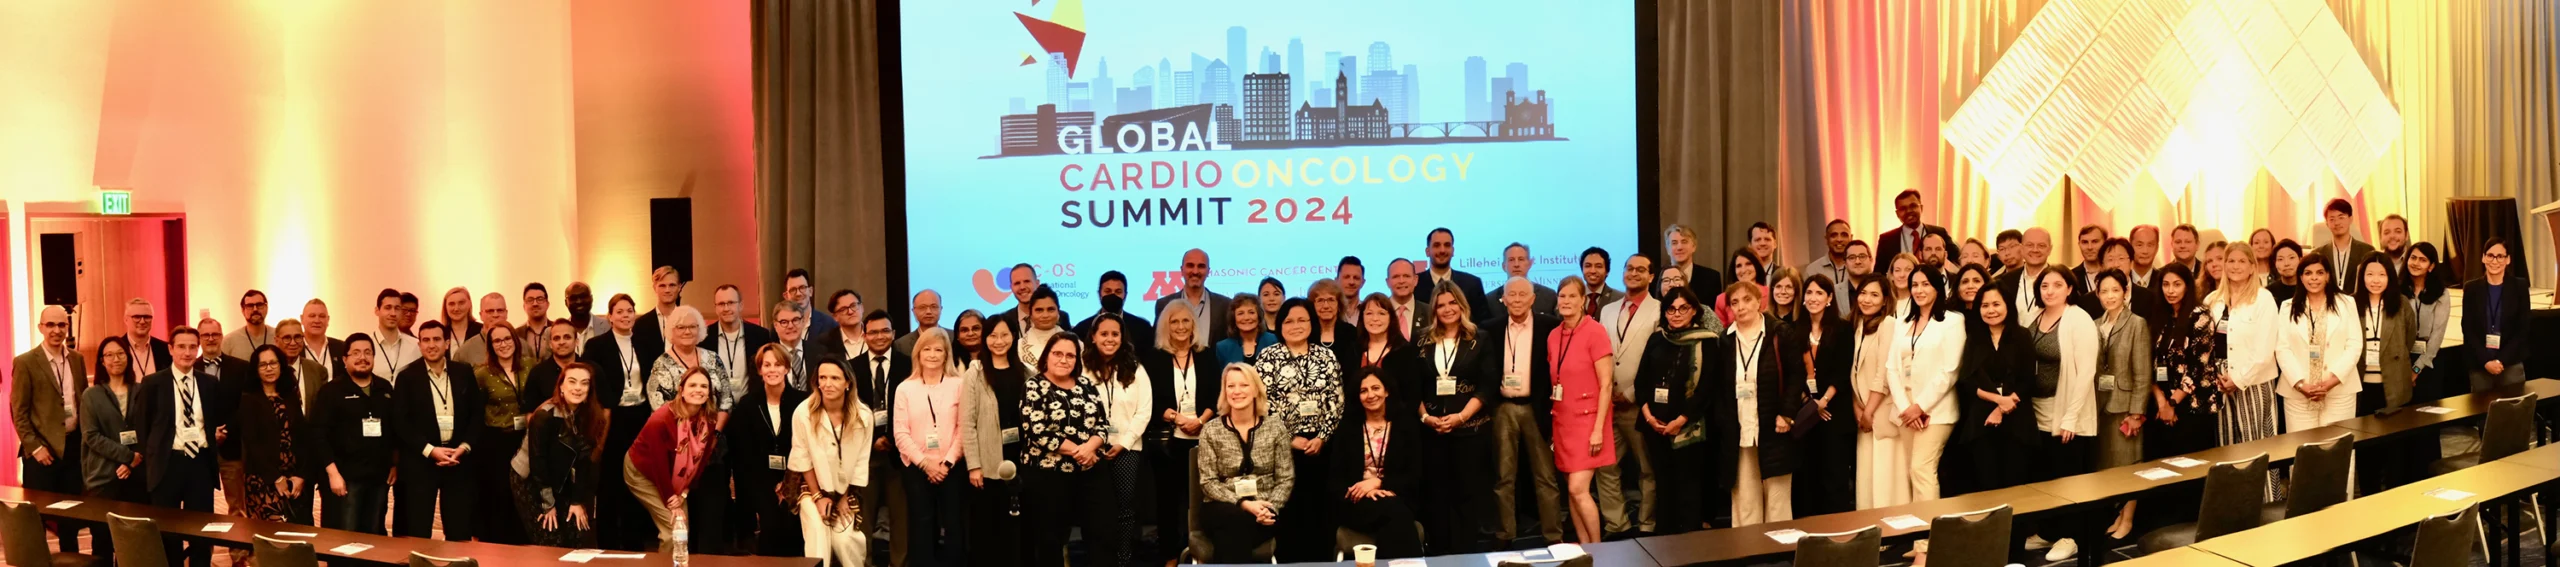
left=1506, top=323, right=1526, bottom=377
left=2486, top=285, right=2504, bottom=333
left=1551, top=322, right=1582, bottom=379
left=1434, top=341, right=1457, bottom=376
left=1616, top=296, right=1645, bottom=345
left=1735, top=326, right=1765, bottom=381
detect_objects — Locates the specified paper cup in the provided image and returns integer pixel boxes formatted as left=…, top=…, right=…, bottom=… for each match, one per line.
left=1352, top=543, right=1378, bottom=566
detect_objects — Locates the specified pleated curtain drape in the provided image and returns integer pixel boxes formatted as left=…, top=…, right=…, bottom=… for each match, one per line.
left=753, top=0, right=893, bottom=312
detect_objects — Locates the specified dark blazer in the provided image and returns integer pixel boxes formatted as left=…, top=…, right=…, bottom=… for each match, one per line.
left=806, top=326, right=867, bottom=373
left=2461, top=277, right=2533, bottom=369
left=848, top=348, right=911, bottom=438
left=132, top=337, right=173, bottom=376
left=1875, top=224, right=1954, bottom=263
left=391, top=361, right=487, bottom=457
left=2360, top=299, right=2419, bottom=408
left=1478, top=313, right=1559, bottom=417
left=1634, top=331, right=1717, bottom=431
left=1661, top=262, right=1726, bottom=308
left=1330, top=416, right=1423, bottom=498
left=232, top=386, right=317, bottom=483
left=632, top=311, right=669, bottom=364
left=701, top=322, right=777, bottom=377
left=523, top=358, right=578, bottom=417
left=2310, top=240, right=2379, bottom=293
left=1406, top=334, right=1495, bottom=436
left=310, top=375, right=397, bottom=484
left=1707, top=323, right=1803, bottom=486
left=133, top=368, right=228, bottom=487
left=13, top=347, right=88, bottom=456
left=1805, top=317, right=1859, bottom=444
left=726, top=385, right=807, bottom=490
left=78, top=384, right=142, bottom=492
left=1155, top=290, right=1235, bottom=346
left=1143, top=347, right=1218, bottom=440
left=1416, top=268, right=1496, bottom=323
left=1956, top=322, right=2040, bottom=446
left=580, top=333, right=645, bottom=409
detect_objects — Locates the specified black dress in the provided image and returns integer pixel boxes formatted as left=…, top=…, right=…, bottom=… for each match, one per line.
left=1795, top=318, right=1859, bottom=512
left=1955, top=321, right=2038, bottom=493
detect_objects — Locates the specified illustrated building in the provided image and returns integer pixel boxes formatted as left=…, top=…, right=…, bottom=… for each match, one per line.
left=1242, top=72, right=1292, bottom=141
left=1000, top=103, right=1097, bottom=156
left=1295, top=71, right=1388, bottom=140
left=1501, top=90, right=1553, bottom=138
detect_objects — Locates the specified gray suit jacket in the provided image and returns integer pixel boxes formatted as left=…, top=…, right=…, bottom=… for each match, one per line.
left=78, top=385, right=139, bottom=490
left=12, top=348, right=86, bottom=456
left=2310, top=240, right=2378, bottom=292
left=2366, top=302, right=2419, bottom=408
left=1155, top=290, right=1235, bottom=346
left=2094, top=313, right=2154, bottom=415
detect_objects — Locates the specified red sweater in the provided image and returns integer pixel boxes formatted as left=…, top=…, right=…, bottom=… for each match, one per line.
left=627, top=405, right=711, bottom=497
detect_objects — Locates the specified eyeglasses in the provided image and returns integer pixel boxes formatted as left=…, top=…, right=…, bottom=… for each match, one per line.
left=39, top=322, right=68, bottom=329
left=242, top=302, right=267, bottom=309
left=674, top=324, right=703, bottom=331
left=131, top=315, right=154, bottom=322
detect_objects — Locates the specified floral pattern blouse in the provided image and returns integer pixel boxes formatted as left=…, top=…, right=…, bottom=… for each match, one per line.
left=1255, top=343, right=1344, bottom=442
left=2155, top=305, right=2223, bottom=414
left=1023, top=375, right=1105, bottom=472
left=648, top=351, right=736, bottom=412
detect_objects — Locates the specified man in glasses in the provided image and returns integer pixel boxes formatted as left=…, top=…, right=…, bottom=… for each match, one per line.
left=126, top=298, right=173, bottom=377
left=13, top=306, right=94, bottom=553
left=220, top=290, right=276, bottom=361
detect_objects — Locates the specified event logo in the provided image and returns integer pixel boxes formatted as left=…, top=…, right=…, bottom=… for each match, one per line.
left=970, top=268, right=1012, bottom=305
left=1140, top=270, right=1183, bottom=302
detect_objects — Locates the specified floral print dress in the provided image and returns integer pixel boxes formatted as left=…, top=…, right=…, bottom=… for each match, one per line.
left=1024, top=376, right=1105, bottom=473
left=2152, top=305, right=2222, bottom=456
left=244, top=401, right=298, bottom=521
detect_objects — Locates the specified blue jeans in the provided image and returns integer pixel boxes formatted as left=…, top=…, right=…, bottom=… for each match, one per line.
left=323, top=481, right=390, bottom=535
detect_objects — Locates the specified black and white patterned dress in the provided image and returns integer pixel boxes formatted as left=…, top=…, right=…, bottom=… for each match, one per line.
left=1023, top=376, right=1105, bottom=473
left=1254, top=344, right=1345, bottom=441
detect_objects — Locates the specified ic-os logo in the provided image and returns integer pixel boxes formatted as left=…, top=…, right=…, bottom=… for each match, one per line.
left=971, top=266, right=1015, bottom=306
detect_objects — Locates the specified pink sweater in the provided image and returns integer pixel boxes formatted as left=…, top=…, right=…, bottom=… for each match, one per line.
left=893, top=376, right=966, bottom=466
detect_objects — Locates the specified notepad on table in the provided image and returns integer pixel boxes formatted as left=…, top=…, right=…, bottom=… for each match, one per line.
left=1882, top=514, right=1927, bottom=530
left=2417, top=406, right=2455, bottom=414
left=2134, top=468, right=2181, bottom=481
left=201, top=523, right=232, bottom=533
left=1765, top=529, right=1808, bottom=544
left=328, top=543, right=372, bottom=555
left=2162, top=457, right=2207, bottom=468
left=2427, top=488, right=2477, bottom=501
left=43, top=500, right=80, bottom=509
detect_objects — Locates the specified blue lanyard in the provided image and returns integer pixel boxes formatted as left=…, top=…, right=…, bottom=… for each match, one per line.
left=2485, top=284, right=2504, bottom=334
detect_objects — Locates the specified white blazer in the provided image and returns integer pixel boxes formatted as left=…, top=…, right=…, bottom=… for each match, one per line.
left=1885, top=310, right=1968, bottom=424
left=2031, top=307, right=2100, bottom=437
left=2212, top=288, right=2283, bottom=389
left=2276, top=297, right=2366, bottom=400
left=789, top=398, right=875, bottom=491
left=1090, top=367, right=1154, bottom=451
left=1599, top=295, right=1661, bottom=395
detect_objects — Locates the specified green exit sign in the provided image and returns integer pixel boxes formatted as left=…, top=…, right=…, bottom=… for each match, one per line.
left=99, top=190, right=132, bottom=215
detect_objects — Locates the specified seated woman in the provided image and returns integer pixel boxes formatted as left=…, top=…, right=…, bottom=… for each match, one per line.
left=790, top=360, right=873, bottom=566
left=1331, top=370, right=1423, bottom=559
left=523, top=362, right=610, bottom=547
left=1195, top=363, right=1296, bottom=563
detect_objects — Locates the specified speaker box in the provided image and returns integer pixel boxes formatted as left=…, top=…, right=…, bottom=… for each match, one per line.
left=38, top=233, right=76, bottom=307
left=650, top=198, right=695, bottom=282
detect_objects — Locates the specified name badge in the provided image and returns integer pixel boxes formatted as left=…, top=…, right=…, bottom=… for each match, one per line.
left=926, top=433, right=942, bottom=450
left=1503, top=376, right=1526, bottom=391
left=2309, top=351, right=2324, bottom=365
left=1436, top=377, right=1457, bottom=396
left=768, top=455, right=787, bottom=470
left=1234, top=477, right=1259, bottom=499
left=1001, top=427, right=1022, bottom=445
left=361, top=418, right=383, bottom=438
left=511, top=415, right=525, bottom=430
left=435, top=415, right=455, bottom=431
left=1652, top=388, right=1671, bottom=404
left=1296, top=400, right=1319, bottom=417
left=2155, top=368, right=2169, bottom=383
left=2216, top=321, right=2231, bottom=334
left=2099, top=375, right=2118, bottom=390
left=118, top=430, right=138, bottom=445
left=2486, top=334, right=2503, bottom=349
left=2414, top=339, right=2427, bottom=351
left=1551, top=385, right=1564, bottom=402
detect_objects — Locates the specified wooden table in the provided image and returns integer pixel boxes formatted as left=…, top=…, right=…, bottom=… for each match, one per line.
left=2109, top=546, right=2247, bottom=566
left=0, top=486, right=816, bottom=566
left=1634, top=485, right=2068, bottom=566
left=2025, top=426, right=2357, bottom=504
left=1242, top=540, right=1660, bottom=567
left=2329, top=379, right=2560, bottom=437
left=2191, top=460, right=2560, bottom=566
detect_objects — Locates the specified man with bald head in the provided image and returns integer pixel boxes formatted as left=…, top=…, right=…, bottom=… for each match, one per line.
left=299, top=299, right=348, bottom=385
left=1478, top=277, right=1564, bottom=543
left=1995, top=227, right=2058, bottom=320
left=1155, top=248, right=1234, bottom=345
left=14, top=306, right=93, bottom=553
left=895, top=288, right=945, bottom=358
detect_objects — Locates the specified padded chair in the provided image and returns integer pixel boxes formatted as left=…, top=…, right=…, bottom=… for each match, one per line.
left=0, top=500, right=98, bottom=567
left=1185, top=447, right=1277, bottom=564
left=2262, top=434, right=2356, bottom=524
left=2138, top=453, right=2268, bottom=553
left=105, top=513, right=169, bottom=567
left=1791, top=526, right=1883, bottom=567
left=2409, top=504, right=2482, bottom=567
left=250, top=534, right=318, bottom=567
left=408, top=551, right=480, bottom=566
left=1925, top=505, right=2013, bottom=567
left=2432, top=393, right=2537, bottom=475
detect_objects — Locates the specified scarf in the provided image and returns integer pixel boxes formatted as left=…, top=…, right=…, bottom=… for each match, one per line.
left=1665, top=326, right=1721, bottom=448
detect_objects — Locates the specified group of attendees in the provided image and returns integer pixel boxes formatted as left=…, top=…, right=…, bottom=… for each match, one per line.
left=8, top=191, right=2537, bottom=566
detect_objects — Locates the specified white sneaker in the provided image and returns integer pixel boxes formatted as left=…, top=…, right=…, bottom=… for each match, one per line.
left=2023, top=535, right=2050, bottom=551
left=2045, top=538, right=2080, bottom=562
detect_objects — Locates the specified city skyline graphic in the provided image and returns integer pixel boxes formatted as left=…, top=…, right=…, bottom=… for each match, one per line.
left=990, top=21, right=1561, bottom=158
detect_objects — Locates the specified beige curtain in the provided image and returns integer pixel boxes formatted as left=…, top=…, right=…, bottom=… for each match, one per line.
left=753, top=0, right=894, bottom=313
left=1660, top=0, right=1790, bottom=268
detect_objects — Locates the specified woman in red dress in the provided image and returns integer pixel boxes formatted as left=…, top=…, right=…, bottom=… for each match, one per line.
left=1548, top=276, right=1617, bottom=544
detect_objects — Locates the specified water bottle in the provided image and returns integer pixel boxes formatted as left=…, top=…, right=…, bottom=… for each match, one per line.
left=672, top=514, right=690, bottom=566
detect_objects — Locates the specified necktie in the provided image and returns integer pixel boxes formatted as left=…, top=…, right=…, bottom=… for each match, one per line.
left=179, top=377, right=200, bottom=455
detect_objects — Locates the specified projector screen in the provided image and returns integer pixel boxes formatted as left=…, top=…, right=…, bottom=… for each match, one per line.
left=886, top=0, right=1649, bottom=321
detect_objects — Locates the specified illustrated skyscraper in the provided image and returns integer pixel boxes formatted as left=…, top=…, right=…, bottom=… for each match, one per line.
left=1227, top=27, right=1247, bottom=110
left=1047, top=52, right=1069, bottom=107
left=1093, top=58, right=1114, bottom=117
left=1242, top=72, right=1291, bottom=141
left=1205, top=59, right=1234, bottom=108
left=1287, top=38, right=1305, bottom=109
left=1465, top=57, right=1488, bottom=122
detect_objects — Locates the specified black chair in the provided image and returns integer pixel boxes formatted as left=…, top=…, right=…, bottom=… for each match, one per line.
left=1925, top=505, right=2013, bottom=567
left=249, top=534, right=317, bottom=567
left=2263, top=434, right=2356, bottom=524
left=1791, top=526, right=1882, bottom=567
left=2138, top=453, right=2268, bottom=553
left=0, top=500, right=98, bottom=567
left=2431, top=393, right=2537, bottom=475
left=2409, top=504, right=2482, bottom=567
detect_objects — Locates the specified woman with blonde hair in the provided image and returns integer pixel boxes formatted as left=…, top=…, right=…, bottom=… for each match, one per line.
left=790, top=360, right=872, bottom=565
left=625, top=367, right=720, bottom=553
left=1194, top=363, right=1295, bottom=563
left=894, top=328, right=970, bottom=565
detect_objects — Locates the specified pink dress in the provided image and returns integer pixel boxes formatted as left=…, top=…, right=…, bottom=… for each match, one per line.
left=1549, top=316, right=1618, bottom=473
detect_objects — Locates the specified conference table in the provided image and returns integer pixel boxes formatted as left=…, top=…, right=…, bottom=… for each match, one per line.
left=2177, top=442, right=2560, bottom=567
left=0, top=485, right=816, bottom=567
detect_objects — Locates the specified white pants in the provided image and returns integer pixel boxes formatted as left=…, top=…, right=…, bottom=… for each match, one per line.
left=1902, top=424, right=1953, bottom=502
left=799, top=494, right=869, bottom=566
left=2283, top=392, right=2358, bottom=432
left=1857, top=417, right=1908, bottom=509
left=1733, top=447, right=1795, bottom=526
